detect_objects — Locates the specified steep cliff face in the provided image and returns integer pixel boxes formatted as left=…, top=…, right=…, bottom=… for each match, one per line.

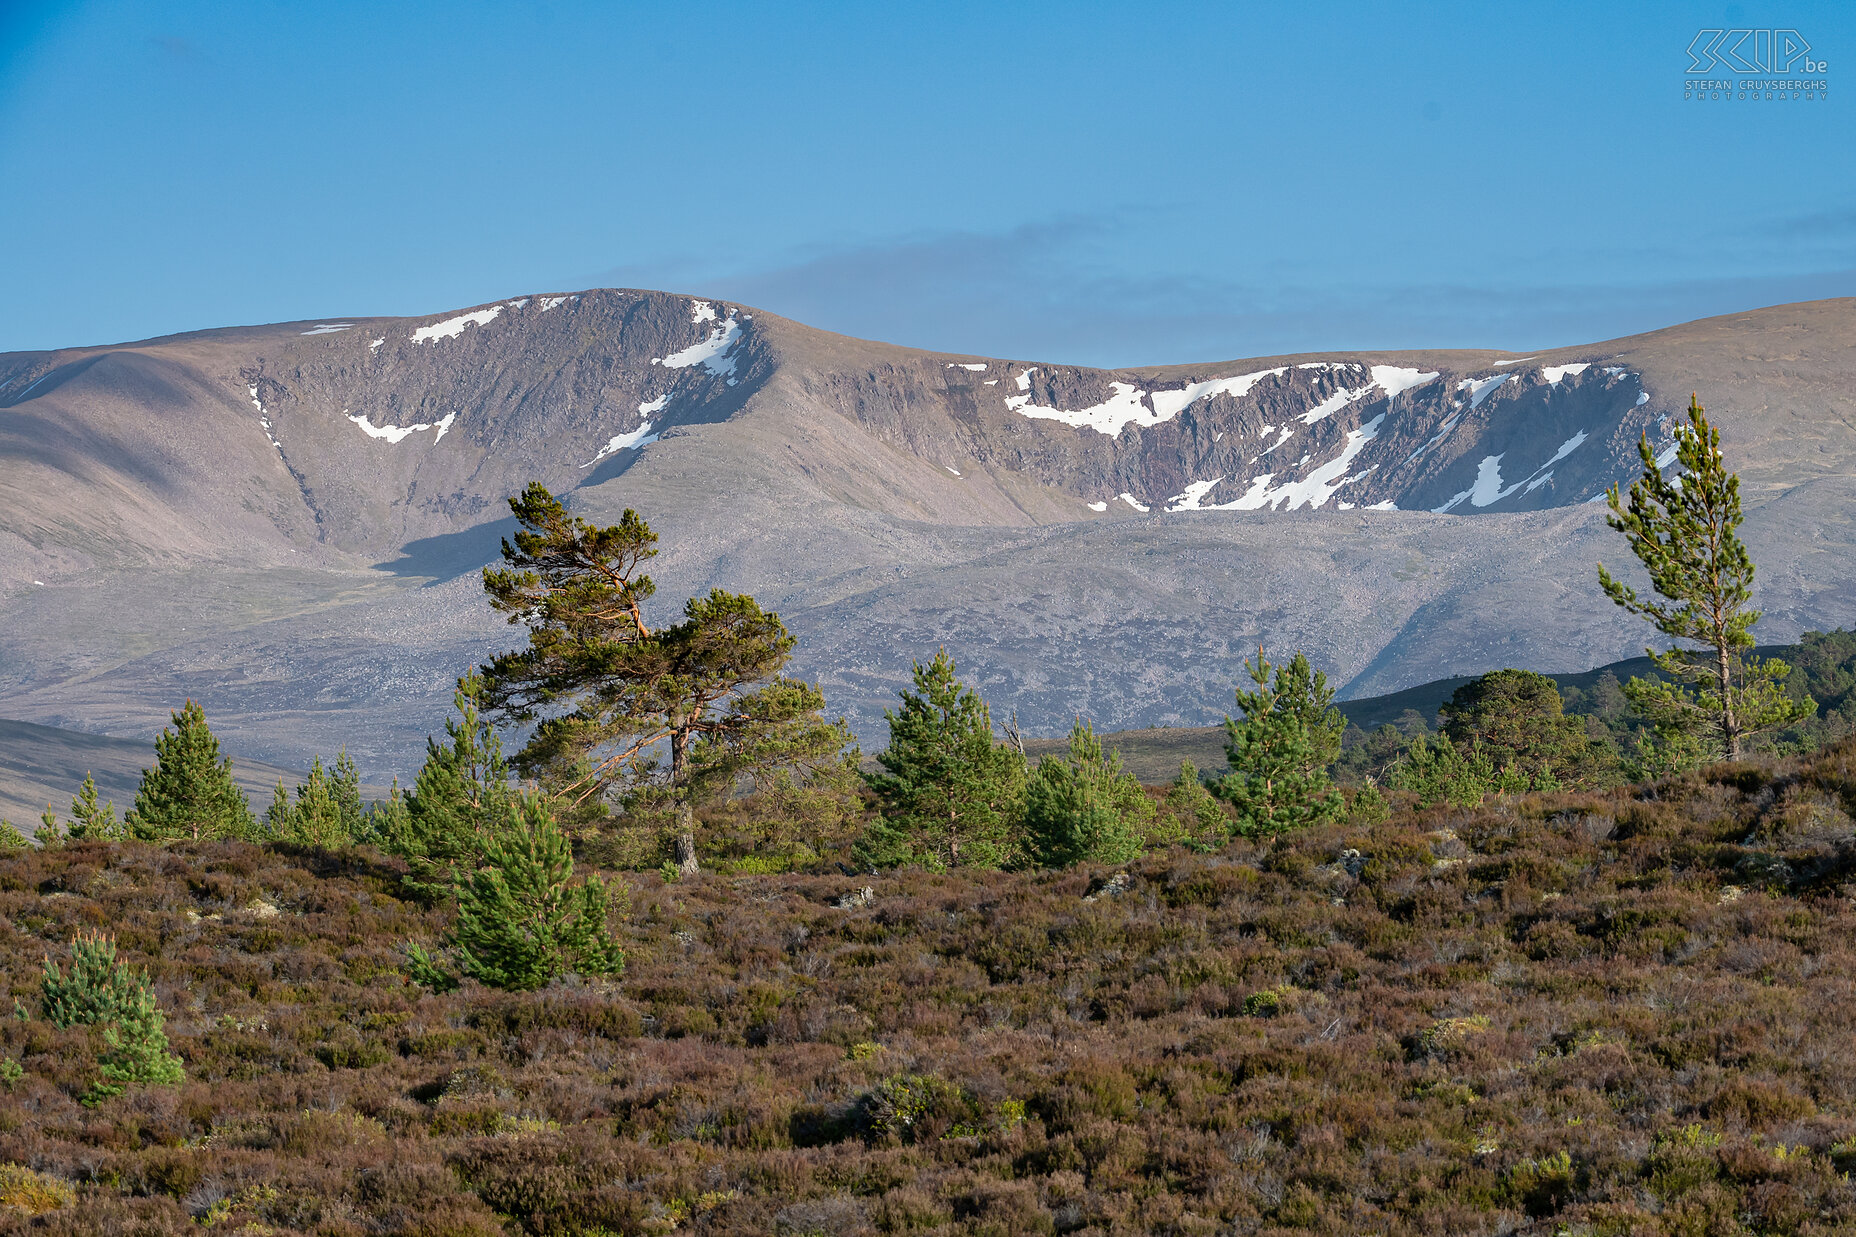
left=1, top=292, right=1851, bottom=775
left=772, top=345, right=1662, bottom=518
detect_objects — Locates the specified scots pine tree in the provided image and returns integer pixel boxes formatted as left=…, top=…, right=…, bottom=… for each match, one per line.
left=448, top=792, right=624, bottom=991
left=356, top=779, right=410, bottom=849
left=264, top=779, right=291, bottom=837
left=68, top=774, right=122, bottom=841
left=41, top=932, right=135, bottom=1028
left=1598, top=394, right=1812, bottom=760
left=125, top=701, right=256, bottom=841
left=479, top=485, right=832, bottom=874
left=1385, top=732, right=1515, bottom=808
left=1022, top=719, right=1151, bottom=867
left=387, top=675, right=514, bottom=900
left=1216, top=651, right=1345, bottom=837
left=264, top=752, right=364, bottom=848
left=682, top=677, right=862, bottom=867
left=90, top=980, right=186, bottom=1101
left=40, top=932, right=184, bottom=1103
left=1159, top=760, right=1230, bottom=848
left=1439, top=670, right=1591, bottom=783
left=861, top=650, right=1025, bottom=870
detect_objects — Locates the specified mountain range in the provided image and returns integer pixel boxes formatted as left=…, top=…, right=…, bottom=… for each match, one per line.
left=3, top=290, right=1853, bottom=781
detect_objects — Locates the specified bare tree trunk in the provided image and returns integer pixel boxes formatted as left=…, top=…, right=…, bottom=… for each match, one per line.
left=674, top=802, right=700, bottom=875
left=1717, top=637, right=1740, bottom=760
left=670, top=725, right=699, bottom=875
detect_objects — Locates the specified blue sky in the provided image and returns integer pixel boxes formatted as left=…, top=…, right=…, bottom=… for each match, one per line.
left=1, top=0, right=1849, bottom=365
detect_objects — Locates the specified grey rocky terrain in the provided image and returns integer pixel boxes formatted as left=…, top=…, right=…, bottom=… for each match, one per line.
left=3, top=290, right=1852, bottom=781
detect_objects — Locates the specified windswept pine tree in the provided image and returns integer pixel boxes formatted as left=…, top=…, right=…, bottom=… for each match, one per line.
left=125, top=701, right=256, bottom=842
left=861, top=650, right=1025, bottom=870
left=1599, top=394, right=1812, bottom=761
left=478, top=485, right=845, bottom=874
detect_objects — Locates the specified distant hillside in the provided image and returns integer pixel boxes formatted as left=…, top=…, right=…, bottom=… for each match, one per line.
left=1025, top=636, right=1850, bottom=783
left=4, top=291, right=1853, bottom=778
left=0, top=718, right=387, bottom=829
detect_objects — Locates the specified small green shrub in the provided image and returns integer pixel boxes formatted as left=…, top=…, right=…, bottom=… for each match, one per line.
left=856, top=1073, right=978, bottom=1143
left=1509, top=1149, right=1579, bottom=1216
left=1242, top=987, right=1287, bottom=1017
left=0, top=1163, right=74, bottom=1215
left=40, top=931, right=184, bottom=1102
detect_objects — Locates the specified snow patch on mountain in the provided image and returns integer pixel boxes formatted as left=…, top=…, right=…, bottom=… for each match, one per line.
left=1146, top=369, right=1288, bottom=420
left=581, top=394, right=669, bottom=467
left=655, top=314, right=742, bottom=379
left=1006, top=376, right=1154, bottom=436
left=1456, top=374, right=1510, bottom=409
left=1435, top=458, right=1505, bottom=512
left=1542, top=363, right=1590, bottom=386
left=583, top=421, right=659, bottom=467
left=1118, top=492, right=1150, bottom=512
left=1434, top=429, right=1591, bottom=512
left=411, top=307, right=502, bottom=344
left=300, top=324, right=352, bottom=336
left=346, top=409, right=456, bottom=444
left=1254, top=426, right=1295, bottom=460
left=1371, top=366, right=1440, bottom=401
left=1172, top=414, right=1387, bottom=512
left=1541, top=429, right=1589, bottom=469
left=1298, top=384, right=1368, bottom=425
left=247, top=384, right=284, bottom=456
left=1005, top=366, right=1292, bottom=437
